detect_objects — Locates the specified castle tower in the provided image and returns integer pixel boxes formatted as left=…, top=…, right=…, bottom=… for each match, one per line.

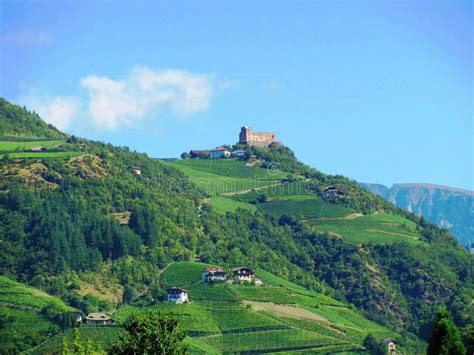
left=239, top=126, right=252, bottom=144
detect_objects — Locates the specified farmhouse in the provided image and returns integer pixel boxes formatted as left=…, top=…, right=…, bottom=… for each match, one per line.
left=324, top=186, right=346, bottom=199
left=202, top=267, right=227, bottom=283
left=209, top=147, right=231, bottom=159
left=85, top=312, right=112, bottom=325
left=29, top=146, right=47, bottom=152
left=167, top=287, right=189, bottom=303
left=239, top=126, right=276, bottom=147
left=233, top=267, right=255, bottom=282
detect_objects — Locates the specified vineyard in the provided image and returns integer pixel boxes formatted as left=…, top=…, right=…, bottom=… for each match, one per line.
left=0, top=276, right=76, bottom=351
left=112, top=262, right=396, bottom=353
left=309, top=213, right=424, bottom=245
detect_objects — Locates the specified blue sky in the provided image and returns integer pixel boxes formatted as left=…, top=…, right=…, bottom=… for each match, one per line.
left=1, top=0, right=472, bottom=190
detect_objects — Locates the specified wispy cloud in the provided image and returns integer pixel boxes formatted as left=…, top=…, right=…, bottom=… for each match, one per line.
left=20, top=93, right=80, bottom=131
left=1, top=30, right=53, bottom=45
left=81, top=66, right=215, bottom=129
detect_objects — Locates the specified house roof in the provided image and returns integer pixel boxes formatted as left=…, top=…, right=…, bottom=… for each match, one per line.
left=210, top=148, right=230, bottom=153
left=203, top=267, right=225, bottom=273
left=86, top=312, right=111, bottom=321
left=232, top=267, right=253, bottom=273
left=30, top=146, right=46, bottom=151
left=167, top=287, right=188, bottom=294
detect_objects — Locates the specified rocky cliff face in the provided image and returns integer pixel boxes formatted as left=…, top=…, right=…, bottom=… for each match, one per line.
left=360, top=183, right=474, bottom=247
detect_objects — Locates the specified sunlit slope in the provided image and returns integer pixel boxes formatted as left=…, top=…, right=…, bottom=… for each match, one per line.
left=0, top=276, right=76, bottom=351
left=167, top=158, right=424, bottom=245
left=112, top=261, right=398, bottom=354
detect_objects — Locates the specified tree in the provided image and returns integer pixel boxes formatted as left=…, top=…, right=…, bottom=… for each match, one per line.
left=180, top=152, right=191, bottom=160
left=109, top=311, right=187, bottom=354
left=72, top=327, right=84, bottom=354
left=363, top=333, right=385, bottom=355
left=61, top=336, right=70, bottom=355
left=427, top=306, right=466, bottom=355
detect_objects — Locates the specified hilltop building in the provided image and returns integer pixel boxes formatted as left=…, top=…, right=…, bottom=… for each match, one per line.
left=239, top=126, right=276, bottom=147
left=209, top=147, right=231, bottom=159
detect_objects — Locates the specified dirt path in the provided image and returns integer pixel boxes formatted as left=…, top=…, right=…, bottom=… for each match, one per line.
left=313, top=213, right=363, bottom=221
left=221, top=182, right=282, bottom=196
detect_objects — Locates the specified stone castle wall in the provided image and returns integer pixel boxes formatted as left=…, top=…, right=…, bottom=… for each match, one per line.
left=239, top=127, right=276, bottom=147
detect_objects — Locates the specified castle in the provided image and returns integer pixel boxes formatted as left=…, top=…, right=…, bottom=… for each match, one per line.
left=239, top=126, right=276, bottom=147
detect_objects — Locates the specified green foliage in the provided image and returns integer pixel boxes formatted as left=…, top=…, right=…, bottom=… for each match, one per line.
left=363, top=333, right=386, bottom=355
left=0, top=276, right=77, bottom=352
left=109, top=311, right=187, bottom=354
left=427, top=306, right=466, bottom=355
left=0, top=98, right=64, bottom=138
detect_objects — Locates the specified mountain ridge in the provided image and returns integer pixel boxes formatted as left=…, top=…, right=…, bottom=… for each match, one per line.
left=360, top=182, right=474, bottom=246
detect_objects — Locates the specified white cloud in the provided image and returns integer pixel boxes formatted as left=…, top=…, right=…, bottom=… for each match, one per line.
left=19, top=92, right=80, bottom=131
left=81, top=66, right=214, bottom=129
left=1, top=30, right=52, bottom=45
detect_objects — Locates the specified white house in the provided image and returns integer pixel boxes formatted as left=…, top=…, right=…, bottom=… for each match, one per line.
left=233, top=267, right=255, bottom=282
left=202, top=267, right=227, bottom=283
left=167, top=287, right=189, bottom=303
left=209, top=147, right=231, bottom=159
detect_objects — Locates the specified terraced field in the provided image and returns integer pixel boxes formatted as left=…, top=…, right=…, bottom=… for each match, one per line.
left=0, top=139, right=64, bottom=151
left=1, top=151, right=84, bottom=159
left=258, top=198, right=353, bottom=219
left=309, top=213, right=423, bottom=245
left=0, top=139, right=83, bottom=159
left=35, top=261, right=399, bottom=353
left=0, top=276, right=76, bottom=351
left=164, top=159, right=287, bottom=197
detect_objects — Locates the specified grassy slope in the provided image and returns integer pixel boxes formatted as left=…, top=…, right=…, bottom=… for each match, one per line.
left=0, top=276, right=76, bottom=350
left=0, top=139, right=84, bottom=159
left=309, top=213, right=423, bottom=245
left=169, top=159, right=424, bottom=245
left=0, top=139, right=65, bottom=151
left=41, top=261, right=396, bottom=354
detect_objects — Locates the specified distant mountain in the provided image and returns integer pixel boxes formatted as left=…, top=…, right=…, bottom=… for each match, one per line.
left=360, top=182, right=474, bottom=247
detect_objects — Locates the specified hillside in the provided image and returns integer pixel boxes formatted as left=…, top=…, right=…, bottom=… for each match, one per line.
left=0, top=99, right=473, bottom=352
left=0, top=276, right=76, bottom=352
left=361, top=182, right=474, bottom=247
left=0, top=98, right=64, bottom=139
left=35, top=261, right=405, bottom=354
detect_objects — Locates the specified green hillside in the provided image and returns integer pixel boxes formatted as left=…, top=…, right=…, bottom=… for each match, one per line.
left=0, top=99, right=473, bottom=353
left=0, top=98, right=64, bottom=139
left=0, top=276, right=77, bottom=352
left=36, top=262, right=400, bottom=354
